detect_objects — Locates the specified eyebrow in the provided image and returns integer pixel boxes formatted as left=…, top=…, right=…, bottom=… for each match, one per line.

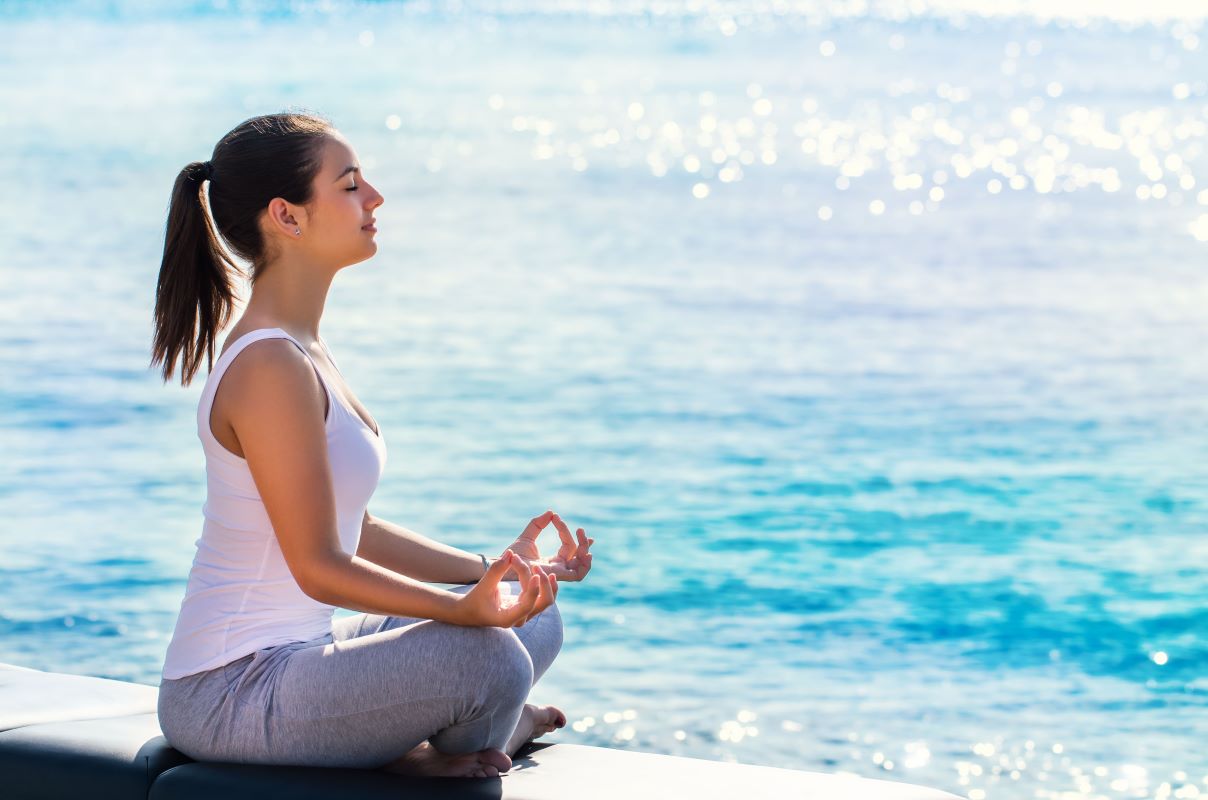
left=334, top=165, right=361, bottom=181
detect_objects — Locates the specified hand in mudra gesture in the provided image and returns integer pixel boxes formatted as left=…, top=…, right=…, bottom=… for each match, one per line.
left=457, top=550, right=557, bottom=628
left=504, top=510, right=594, bottom=583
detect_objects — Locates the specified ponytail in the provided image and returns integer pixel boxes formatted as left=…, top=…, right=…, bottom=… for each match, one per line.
left=150, top=161, right=239, bottom=386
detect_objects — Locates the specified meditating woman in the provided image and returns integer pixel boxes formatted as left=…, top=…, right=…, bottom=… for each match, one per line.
left=149, top=111, right=594, bottom=779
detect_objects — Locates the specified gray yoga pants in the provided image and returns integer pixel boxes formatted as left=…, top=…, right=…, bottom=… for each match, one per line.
left=157, top=581, right=563, bottom=769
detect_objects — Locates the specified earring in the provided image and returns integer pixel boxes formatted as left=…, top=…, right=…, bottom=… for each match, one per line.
left=295, top=229, right=301, bottom=236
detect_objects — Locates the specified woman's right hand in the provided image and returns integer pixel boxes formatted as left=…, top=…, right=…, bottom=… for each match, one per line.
left=455, top=549, right=558, bottom=628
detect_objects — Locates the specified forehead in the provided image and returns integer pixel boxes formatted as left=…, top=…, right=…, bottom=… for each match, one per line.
left=321, top=135, right=359, bottom=174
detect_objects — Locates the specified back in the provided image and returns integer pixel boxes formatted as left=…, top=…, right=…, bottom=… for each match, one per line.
left=161, top=327, right=387, bottom=680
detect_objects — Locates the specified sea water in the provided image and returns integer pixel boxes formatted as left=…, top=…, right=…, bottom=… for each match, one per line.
left=0, top=2, right=1205, bottom=797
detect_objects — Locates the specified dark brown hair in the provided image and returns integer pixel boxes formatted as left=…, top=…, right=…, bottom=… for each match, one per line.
left=150, top=110, right=335, bottom=386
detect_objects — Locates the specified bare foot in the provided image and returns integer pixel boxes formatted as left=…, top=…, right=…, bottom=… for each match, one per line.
left=382, top=740, right=512, bottom=779
left=504, top=703, right=567, bottom=758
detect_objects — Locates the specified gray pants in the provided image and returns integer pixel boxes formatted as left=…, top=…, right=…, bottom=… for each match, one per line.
left=157, top=582, right=563, bottom=769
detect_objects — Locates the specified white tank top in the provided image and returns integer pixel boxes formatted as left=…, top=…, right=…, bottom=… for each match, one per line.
left=161, top=327, right=388, bottom=681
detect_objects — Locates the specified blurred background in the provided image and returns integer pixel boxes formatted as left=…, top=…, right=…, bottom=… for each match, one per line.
left=1, top=1, right=1206, bottom=797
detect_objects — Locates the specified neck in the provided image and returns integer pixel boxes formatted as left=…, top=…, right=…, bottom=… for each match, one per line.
left=240, top=255, right=336, bottom=343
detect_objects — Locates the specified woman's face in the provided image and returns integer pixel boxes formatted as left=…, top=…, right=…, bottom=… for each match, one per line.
left=302, top=132, right=384, bottom=267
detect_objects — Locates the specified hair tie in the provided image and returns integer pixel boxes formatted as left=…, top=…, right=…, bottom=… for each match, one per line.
left=198, top=161, right=213, bottom=182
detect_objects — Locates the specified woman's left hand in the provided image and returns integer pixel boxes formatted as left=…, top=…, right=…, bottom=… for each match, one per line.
left=503, top=510, right=593, bottom=583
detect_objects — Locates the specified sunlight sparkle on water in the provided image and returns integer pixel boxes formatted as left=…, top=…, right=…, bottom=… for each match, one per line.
left=473, top=12, right=1208, bottom=236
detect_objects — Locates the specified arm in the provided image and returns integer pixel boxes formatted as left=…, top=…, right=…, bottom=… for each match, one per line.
left=356, top=510, right=509, bottom=584
left=222, top=339, right=467, bottom=624
left=304, top=551, right=470, bottom=623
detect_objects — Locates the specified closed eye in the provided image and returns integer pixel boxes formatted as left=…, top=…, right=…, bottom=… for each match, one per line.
left=346, top=185, right=359, bottom=191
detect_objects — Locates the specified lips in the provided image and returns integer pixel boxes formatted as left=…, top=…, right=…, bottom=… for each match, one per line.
left=362, top=218, right=377, bottom=231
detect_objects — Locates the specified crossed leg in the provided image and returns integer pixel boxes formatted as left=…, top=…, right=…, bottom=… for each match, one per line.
left=330, top=580, right=564, bottom=686
left=330, top=580, right=566, bottom=776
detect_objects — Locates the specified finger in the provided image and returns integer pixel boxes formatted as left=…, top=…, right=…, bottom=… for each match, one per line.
left=526, top=570, right=553, bottom=623
left=510, top=551, right=534, bottom=585
left=525, top=570, right=555, bottom=624
left=510, top=561, right=541, bottom=618
left=512, top=574, right=542, bottom=626
left=518, top=510, right=557, bottom=543
left=506, top=577, right=533, bottom=627
left=549, top=513, right=578, bottom=550
left=538, top=569, right=554, bottom=609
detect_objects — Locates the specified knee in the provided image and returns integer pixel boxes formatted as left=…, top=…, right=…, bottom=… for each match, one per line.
left=467, top=625, right=534, bottom=697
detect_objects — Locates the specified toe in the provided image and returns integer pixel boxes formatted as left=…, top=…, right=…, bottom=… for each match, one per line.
left=481, top=747, right=513, bottom=772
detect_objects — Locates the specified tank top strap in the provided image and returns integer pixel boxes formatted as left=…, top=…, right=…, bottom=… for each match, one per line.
left=317, top=335, right=342, bottom=375
left=262, top=329, right=339, bottom=406
left=213, top=328, right=336, bottom=393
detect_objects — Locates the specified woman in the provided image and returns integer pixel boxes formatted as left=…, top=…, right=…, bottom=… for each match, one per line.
left=149, top=111, right=594, bottom=779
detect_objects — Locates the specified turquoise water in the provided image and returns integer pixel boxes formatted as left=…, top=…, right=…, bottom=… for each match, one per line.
left=1, top=2, right=1206, bottom=797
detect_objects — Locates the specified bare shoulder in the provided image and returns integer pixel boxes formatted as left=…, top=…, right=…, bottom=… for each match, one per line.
left=213, top=337, right=330, bottom=450
left=223, top=337, right=321, bottom=399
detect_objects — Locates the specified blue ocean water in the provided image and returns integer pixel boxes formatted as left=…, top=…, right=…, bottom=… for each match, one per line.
left=1, top=1, right=1206, bottom=797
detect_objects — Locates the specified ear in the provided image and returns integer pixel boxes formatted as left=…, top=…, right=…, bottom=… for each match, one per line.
left=264, top=197, right=302, bottom=236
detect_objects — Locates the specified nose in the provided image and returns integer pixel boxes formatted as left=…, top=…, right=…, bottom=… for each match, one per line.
left=366, top=182, right=384, bottom=209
